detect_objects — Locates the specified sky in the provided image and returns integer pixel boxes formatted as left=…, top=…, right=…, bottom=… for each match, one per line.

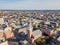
left=0, top=0, right=60, bottom=10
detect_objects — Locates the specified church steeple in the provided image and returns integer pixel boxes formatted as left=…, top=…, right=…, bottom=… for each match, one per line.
left=27, top=17, right=33, bottom=38
left=27, top=18, right=33, bottom=31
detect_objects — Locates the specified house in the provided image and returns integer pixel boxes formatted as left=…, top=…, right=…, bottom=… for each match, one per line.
left=32, top=30, right=42, bottom=43
left=0, top=30, right=4, bottom=38
left=4, top=27, right=14, bottom=39
left=0, top=41, right=9, bottom=45
left=56, top=37, right=60, bottom=45
left=0, top=18, right=4, bottom=24
left=0, top=30, right=5, bottom=43
left=18, top=27, right=27, bottom=34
